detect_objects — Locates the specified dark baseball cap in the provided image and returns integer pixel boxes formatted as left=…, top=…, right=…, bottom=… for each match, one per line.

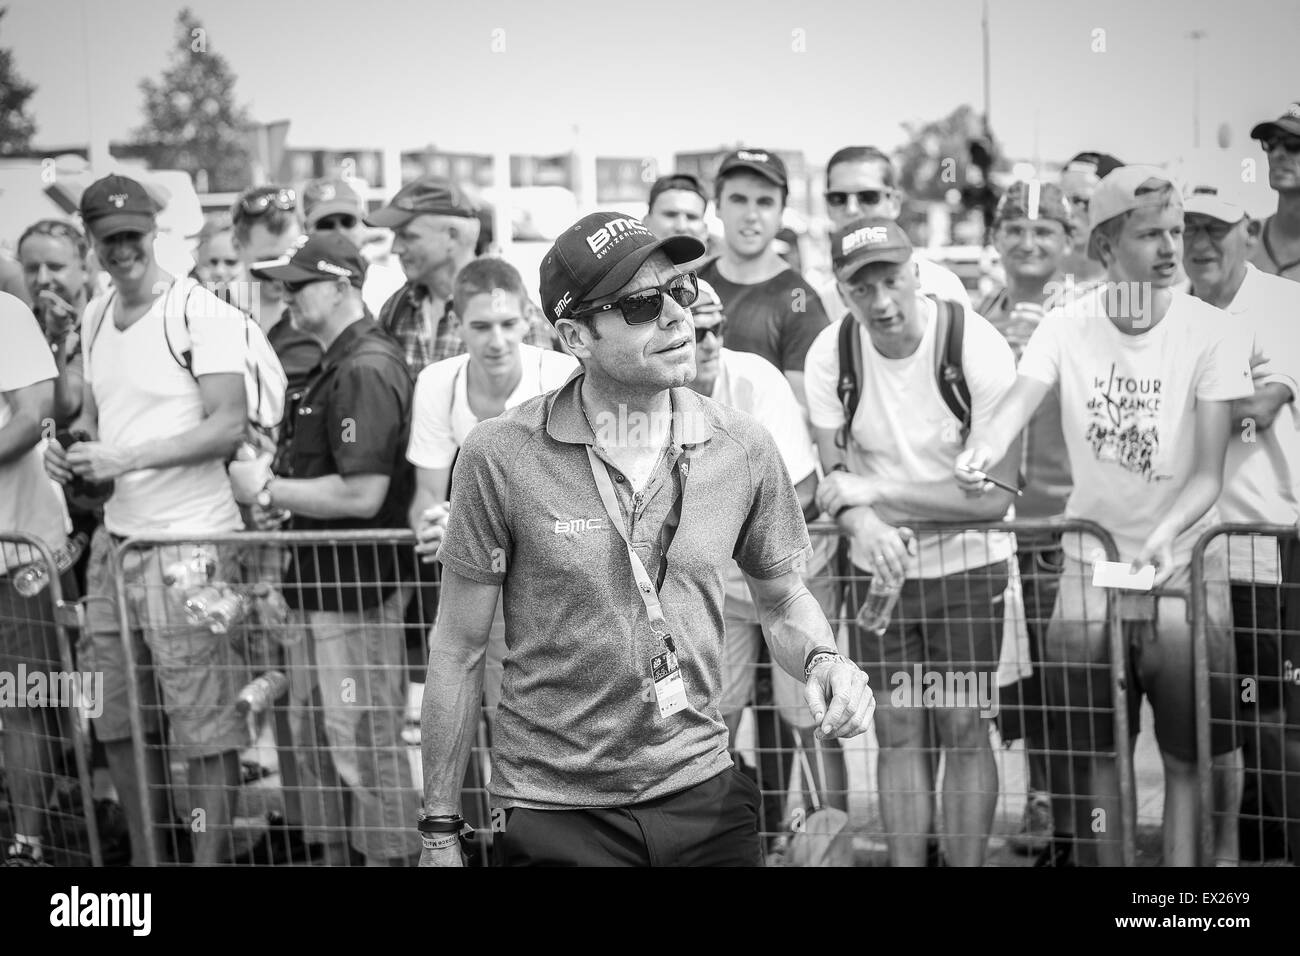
left=364, top=175, right=476, bottom=228
left=1063, top=151, right=1125, bottom=182
left=252, top=232, right=367, bottom=289
left=302, top=177, right=364, bottom=230
left=830, top=217, right=913, bottom=281
left=539, top=212, right=705, bottom=323
left=1250, top=102, right=1300, bottom=141
left=79, top=174, right=159, bottom=240
left=647, top=172, right=707, bottom=211
left=716, top=148, right=788, bottom=188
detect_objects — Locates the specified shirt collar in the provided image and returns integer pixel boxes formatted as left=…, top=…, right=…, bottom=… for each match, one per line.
left=544, top=368, right=715, bottom=449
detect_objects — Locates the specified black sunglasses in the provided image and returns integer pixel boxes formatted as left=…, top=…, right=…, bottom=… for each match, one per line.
left=238, top=187, right=297, bottom=217
left=1261, top=137, right=1300, bottom=155
left=694, top=317, right=726, bottom=343
left=315, top=214, right=358, bottom=231
left=570, top=271, right=699, bottom=325
left=824, top=189, right=889, bottom=208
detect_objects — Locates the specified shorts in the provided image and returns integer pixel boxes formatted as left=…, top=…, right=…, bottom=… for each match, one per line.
left=846, top=561, right=1009, bottom=710
left=1044, top=533, right=1236, bottom=763
left=0, top=570, right=79, bottom=676
left=80, top=527, right=248, bottom=759
left=1230, top=535, right=1300, bottom=727
left=720, top=565, right=844, bottom=728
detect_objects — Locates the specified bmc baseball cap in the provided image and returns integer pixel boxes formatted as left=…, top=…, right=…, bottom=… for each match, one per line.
left=994, top=180, right=1073, bottom=229
left=716, top=148, right=788, bottom=188
left=830, top=217, right=913, bottom=281
left=79, top=174, right=159, bottom=240
left=364, top=175, right=476, bottom=228
left=1086, top=165, right=1182, bottom=259
left=302, top=177, right=365, bottom=230
left=539, top=212, right=705, bottom=323
left=252, top=232, right=367, bottom=289
left=1250, top=102, right=1300, bottom=141
left=1184, top=185, right=1247, bottom=224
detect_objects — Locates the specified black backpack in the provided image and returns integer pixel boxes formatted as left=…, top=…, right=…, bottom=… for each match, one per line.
left=834, top=294, right=971, bottom=451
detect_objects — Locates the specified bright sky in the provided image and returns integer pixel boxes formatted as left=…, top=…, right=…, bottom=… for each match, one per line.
left=6, top=0, right=1298, bottom=171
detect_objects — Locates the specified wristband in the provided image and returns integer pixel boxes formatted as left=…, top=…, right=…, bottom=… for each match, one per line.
left=803, top=647, right=838, bottom=673
left=421, top=832, right=460, bottom=851
left=804, top=651, right=846, bottom=681
left=417, top=811, right=465, bottom=835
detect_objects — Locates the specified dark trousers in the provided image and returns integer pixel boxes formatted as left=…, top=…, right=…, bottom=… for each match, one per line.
left=493, top=767, right=763, bottom=866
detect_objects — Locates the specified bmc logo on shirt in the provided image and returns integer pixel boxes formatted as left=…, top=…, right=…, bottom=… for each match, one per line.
left=555, top=517, right=606, bottom=534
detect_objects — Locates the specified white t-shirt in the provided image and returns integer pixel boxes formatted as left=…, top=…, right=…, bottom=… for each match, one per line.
left=817, top=256, right=972, bottom=321
left=0, top=293, right=69, bottom=574
left=1213, top=265, right=1300, bottom=583
left=407, top=343, right=578, bottom=470
left=1018, top=287, right=1254, bottom=566
left=83, top=282, right=247, bottom=537
left=805, top=297, right=1017, bottom=578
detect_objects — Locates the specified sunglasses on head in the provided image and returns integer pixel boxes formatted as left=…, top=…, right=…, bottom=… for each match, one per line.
left=1261, top=136, right=1300, bottom=155
left=315, top=214, right=358, bottom=231
left=824, top=189, right=889, bottom=208
left=570, top=271, right=699, bottom=325
left=238, top=187, right=297, bottom=217
left=694, top=317, right=726, bottom=343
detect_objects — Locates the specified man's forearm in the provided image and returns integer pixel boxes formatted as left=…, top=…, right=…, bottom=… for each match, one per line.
left=271, top=474, right=386, bottom=520
left=126, top=412, right=243, bottom=473
left=872, top=477, right=1013, bottom=524
left=0, top=413, right=45, bottom=467
left=758, top=585, right=835, bottom=685
left=420, top=632, right=487, bottom=814
left=1149, top=472, right=1223, bottom=547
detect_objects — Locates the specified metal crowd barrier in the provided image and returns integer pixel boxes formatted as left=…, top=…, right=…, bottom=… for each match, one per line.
left=0, top=531, right=101, bottom=866
left=1190, top=522, right=1300, bottom=866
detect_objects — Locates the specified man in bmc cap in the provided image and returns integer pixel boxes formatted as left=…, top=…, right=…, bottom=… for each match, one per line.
left=419, top=211, right=873, bottom=867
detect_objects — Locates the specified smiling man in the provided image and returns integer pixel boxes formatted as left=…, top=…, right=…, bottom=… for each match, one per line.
left=957, top=166, right=1254, bottom=866
left=418, top=212, right=873, bottom=867
left=1249, top=104, right=1300, bottom=284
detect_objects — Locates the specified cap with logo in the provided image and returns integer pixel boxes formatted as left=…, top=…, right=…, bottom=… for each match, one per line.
left=539, top=212, right=705, bottom=323
left=830, top=217, right=913, bottom=282
left=364, top=175, right=477, bottom=228
left=79, top=174, right=160, bottom=240
left=1250, top=102, right=1300, bottom=142
left=1062, top=151, right=1124, bottom=184
left=1183, top=185, right=1246, bottom=225
left=1085, top=165, right=1182, bottom=260
left=253, top=232, right=367, bottom=289
left=302, top=177, right=365, bottom=230
left=994, top=180, right=1073, bottom=229
left=716, top=148, right=788, bottom=189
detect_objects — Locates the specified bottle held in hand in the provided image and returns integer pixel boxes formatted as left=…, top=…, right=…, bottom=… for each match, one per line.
left=56, top=429, right=115, bottom=510
left=855, top=528, right=914, bottom=635
left=236, top=670, right=289, bottom=716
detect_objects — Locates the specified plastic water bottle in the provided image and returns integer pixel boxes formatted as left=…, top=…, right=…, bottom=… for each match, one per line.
left=235, top=670, right=289, bottom=716
left=163, top=548, right=217, bottom=590
left=184, top=585, right=248, bottom=633
left=855, top=528, right=914, bottom=634
left=11, top=532, right=88, bottom=598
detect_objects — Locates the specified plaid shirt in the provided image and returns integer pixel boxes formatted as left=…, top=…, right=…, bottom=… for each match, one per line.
left=377, top=280, right=561, bottom=378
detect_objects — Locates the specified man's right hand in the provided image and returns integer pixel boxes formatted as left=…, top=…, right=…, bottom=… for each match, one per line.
left=414, top=502, right=450, bottom=563
left=418, top=843, right=464, bottom=867
left=44, top=440, right=73, bottom=485
left=955, top=443, right=998, bottom=496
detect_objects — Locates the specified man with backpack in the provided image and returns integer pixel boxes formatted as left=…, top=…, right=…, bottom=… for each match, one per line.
left=229, top=233, right=421, bottom=866
left=43, top=174, right=260, bottom=864
left=804, top=216, right=1020, bottom=866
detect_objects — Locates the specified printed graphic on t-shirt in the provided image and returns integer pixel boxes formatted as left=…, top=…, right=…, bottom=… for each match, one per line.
left=1085, top=363, right=1168, bottom=482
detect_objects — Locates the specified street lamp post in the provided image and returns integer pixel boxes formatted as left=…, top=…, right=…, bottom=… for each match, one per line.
left=1188, top=30, right=1206, bottom=149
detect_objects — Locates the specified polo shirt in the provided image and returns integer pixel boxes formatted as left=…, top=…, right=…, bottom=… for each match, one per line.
left=283, top=318, right=415, bottom=612
left=437, top=370, right=812, bottom=809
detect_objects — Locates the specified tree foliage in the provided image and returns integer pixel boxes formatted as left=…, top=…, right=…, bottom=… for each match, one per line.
left=0, top=7, right=38, bottom=155
left=895, top=103, right=998, bottom=202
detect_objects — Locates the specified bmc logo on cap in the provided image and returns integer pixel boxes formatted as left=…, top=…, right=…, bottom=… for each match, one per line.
left=586, top=218, right=650, bottom=255
left=316, top=260, right=352, bottom=278
left=553, top=291, right=573, bottom=318
left=108, top=193, right=129, bottom=208
left=736, top=150, right=769, bottom=163
left=843, top=226, right=889, bottom=253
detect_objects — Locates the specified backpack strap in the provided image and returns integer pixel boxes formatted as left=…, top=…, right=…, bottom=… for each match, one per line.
left=834, top=313, right=862, bottom=451
left=85, top=288, right=119, bottom=362
left=930, top=295, right=972, bottom=440
left=160, top=278, right=201, bottom=376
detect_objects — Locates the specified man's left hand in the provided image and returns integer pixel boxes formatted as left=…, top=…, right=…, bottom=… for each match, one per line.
left=1132, top=532, right=1176, bottom=588
left=228, top=455, right=273, bottom=505
left=65, top=442, right=136, bottom=483
left=805, top=660, right=875, bottom=740
left=816, top=471, right=879, bottom=515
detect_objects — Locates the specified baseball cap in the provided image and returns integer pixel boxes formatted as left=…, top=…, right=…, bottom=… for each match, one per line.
left=1062, top=151, right=1124, bottom=185
left=79, top=174, right=159, bottom=240
left=364, top=175, right=476, bottom=228
left=993, top=180, right=1073, bottom=229
left=302, top=177, right=365, bottom=230
left=648, top=172, right=707, bottom=211
left=539, top=212, right=705, bottom=323
left=716, top=148, right=788, bottom=189
left=252, top=232, right=367, bottom=289
left=1086, top=165, right=1182, bottom=260
left=1250, top=102, right=1300, bottom=141
left=1183, top=185, right=1246, bottom=224
left=830, top=217, right=913, bottom=282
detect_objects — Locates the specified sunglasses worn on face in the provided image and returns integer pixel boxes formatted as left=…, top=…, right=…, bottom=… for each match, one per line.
left=1185, top=219, right=1237, bottom=241
left=570, top=271, right=699, bottom=325
left=694, top=318, right=726, bottom=343
left=316, top=215, right=358, bottom=231
left=1261, top=137, right=1300, bottom=155
left=239, top=187, right=297, bottom=217
left=825, top=189, right=889, bottom=208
